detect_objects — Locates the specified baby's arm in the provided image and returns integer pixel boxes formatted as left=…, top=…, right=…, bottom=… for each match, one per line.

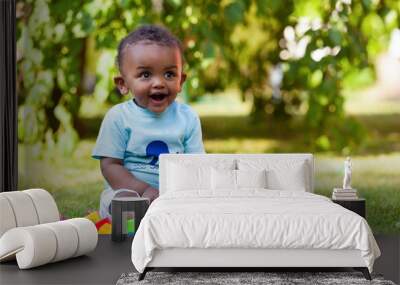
left=183, top=112, right=205, bottom=153
left=100, top=157, right=159, bottom=202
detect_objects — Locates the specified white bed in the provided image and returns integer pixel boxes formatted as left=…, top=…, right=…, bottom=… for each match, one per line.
left=131, top=154, right=380, bottom=280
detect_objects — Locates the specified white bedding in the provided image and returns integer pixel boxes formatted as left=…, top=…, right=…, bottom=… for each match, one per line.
left=131, top=190, right=380, bottom=273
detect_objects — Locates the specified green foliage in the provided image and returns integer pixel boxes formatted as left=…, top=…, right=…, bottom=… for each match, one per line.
left=17, top=0, right=400, bottom=155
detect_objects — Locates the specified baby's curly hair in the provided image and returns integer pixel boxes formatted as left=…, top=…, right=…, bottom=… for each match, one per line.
left=116, top=25, right=184, bottom=72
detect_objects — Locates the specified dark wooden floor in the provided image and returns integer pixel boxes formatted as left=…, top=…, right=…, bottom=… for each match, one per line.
left=374, top=234, right=400, bottom=284
left=0, top=235, right=398, bottom=285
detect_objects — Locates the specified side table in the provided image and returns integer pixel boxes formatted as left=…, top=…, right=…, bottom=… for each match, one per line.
left=332, top=198, right=366, bottom=218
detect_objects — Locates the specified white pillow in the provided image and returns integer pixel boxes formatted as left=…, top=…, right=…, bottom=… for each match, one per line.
left=165, top=159, right=236, bottom=192
left=167, top=162, right=211, bottom=191
left=211, top=168, right=236, bottom=190
left=237, top=159, right=308, bottom=191
left=211, top=169, right=268, bottom=190
left=236, top=169, right=267, bottom=188
left=165, top=158, right=236, bottom=171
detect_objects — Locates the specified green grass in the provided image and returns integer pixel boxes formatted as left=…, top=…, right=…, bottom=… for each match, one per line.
left=314, top=155, right=400, bottom=234
left=18, top=140, right=103, bottom=218
left=18, top=140, right=400, bottom=234
left=17, top=91, right=400, bottom=233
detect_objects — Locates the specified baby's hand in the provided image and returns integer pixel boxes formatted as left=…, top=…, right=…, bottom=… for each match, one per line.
left=142, top=186, right=159, bottom=203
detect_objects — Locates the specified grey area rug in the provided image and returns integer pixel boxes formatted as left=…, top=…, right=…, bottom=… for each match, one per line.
left=116, top=271, right=396, bottom=285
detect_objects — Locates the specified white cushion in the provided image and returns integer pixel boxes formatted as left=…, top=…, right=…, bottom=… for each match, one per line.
left=65, top=218, right=98, bottom=257
left=0, top=190, right=60, bottom=238
left=167, top=163, right=211, bottom=191
left=165, top=158, right=236, bottom=193
left=211, top=169, right=268, bottom=191
left=0, top=225, right=58, bottom=269
left=0, top=191, right=39, bottom=227
left=42, top=221, right=79, bottom=262
left=165, top=158, right=236, bottom=170
left=236, top=169, right=267, bottom=188
left=0, top=196, right=17, bottom=237
left=237, top=159, right=308, bottom=191
left=0, top=218, right=97, bottom=269
left=0, top=189, right=97, bottom=269
left=24, top=189, right=60, bottom=224
left=160, top=154, right=313, bottom=194
left=211, top=168, right=236, bottom=190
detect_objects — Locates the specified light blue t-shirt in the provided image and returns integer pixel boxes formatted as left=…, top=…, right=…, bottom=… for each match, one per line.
left=92, top=99, right=205, bottom=190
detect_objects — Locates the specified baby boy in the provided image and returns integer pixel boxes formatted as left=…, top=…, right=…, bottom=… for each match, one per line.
left=92, top=25, right=205, bottom=219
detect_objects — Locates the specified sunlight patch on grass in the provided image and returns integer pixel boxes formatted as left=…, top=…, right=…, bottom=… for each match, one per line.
left=204, top=138, right=279, bottom=153
left=18, top=140, right=103, bottom=189
left=18, top=139, right=104, bottom=218
left=316, top=153, right=400, bottom=175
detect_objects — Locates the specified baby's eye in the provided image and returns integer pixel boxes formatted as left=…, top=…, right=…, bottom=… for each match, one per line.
left=139, top=71, right=151, bottom=79
left=164, top=71, right=176, bottom=79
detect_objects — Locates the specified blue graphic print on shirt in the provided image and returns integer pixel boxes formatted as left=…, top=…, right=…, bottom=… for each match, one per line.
left=146, top=140, right=170, bottom=165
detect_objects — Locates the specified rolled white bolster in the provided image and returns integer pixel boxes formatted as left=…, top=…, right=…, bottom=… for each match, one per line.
left=0, top=192, right=39, bottom=227
left=0, top=226, right=57, bottom=269
left=66, top=218, right=98, bottom=257
left=23, top=189, right=60, bottom=224
left=0, top=196, right=17, bottom=237
left=0, top=218, right=97, bottom=269
left=42, top=221, right=79, bottom=263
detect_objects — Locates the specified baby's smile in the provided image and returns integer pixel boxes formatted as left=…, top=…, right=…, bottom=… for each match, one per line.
left=149, top=92, right=169, bottom=104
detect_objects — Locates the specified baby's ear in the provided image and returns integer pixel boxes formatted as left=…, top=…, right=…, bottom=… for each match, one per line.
left=114, top=76, right=129, bottom=95
left=179, top=73, right=187, bottom=90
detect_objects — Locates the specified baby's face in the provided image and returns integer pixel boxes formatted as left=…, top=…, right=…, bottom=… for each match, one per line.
left=116, top=42, right=185, bottom=114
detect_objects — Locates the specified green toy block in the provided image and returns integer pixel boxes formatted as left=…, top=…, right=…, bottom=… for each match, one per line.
left=127, top=218, right=135, bottom=235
